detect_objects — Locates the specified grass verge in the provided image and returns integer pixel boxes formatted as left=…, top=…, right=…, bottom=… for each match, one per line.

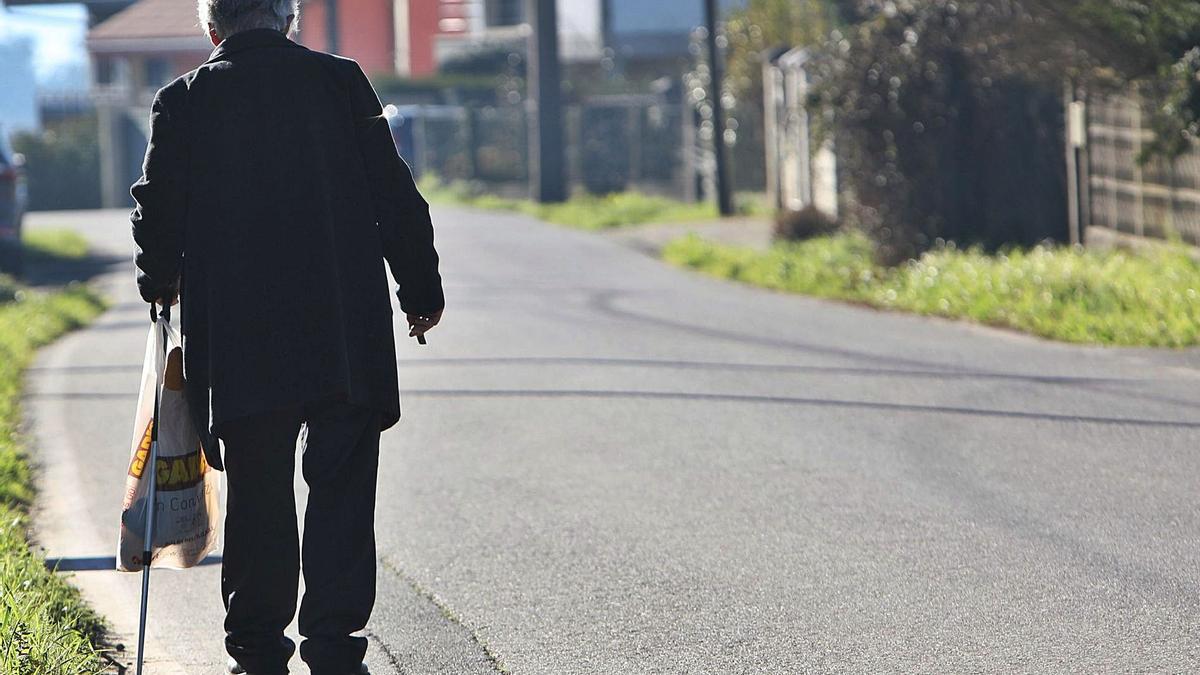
left=419, top=175, right=765, bottom=229
left=663, top=232, right=1200, bottom=348
left=1, top=229, right=108, bottom=674
left=21, top=230, right=91, bottom=261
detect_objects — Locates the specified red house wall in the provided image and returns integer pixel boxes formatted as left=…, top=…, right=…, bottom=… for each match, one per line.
left=407, top=0, right=438, bottom=76
left=407, top=0, right=470, bottom=77
left=300, top=0, right=395, bottom=75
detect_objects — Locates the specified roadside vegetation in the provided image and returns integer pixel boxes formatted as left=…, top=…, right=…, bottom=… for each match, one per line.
left=419, top=176, right=765, bottom=229
left=419, top=172, right=1200, bottom=347
left=783, top=1, right=1200, bottom=264
left=663, top=233, right=1200, bottom=348
left=1, top=231, right=107, bottom=674
left=21, top=229, right=92, bottom=261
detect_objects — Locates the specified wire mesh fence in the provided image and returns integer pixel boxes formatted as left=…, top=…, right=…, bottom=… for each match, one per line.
left=383, top=97, right=703, bottom=201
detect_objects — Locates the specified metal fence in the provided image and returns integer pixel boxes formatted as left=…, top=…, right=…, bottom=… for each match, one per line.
left=1085, top=94, right=1200, bottom=245
left=384, top=96, right=698, bottom=200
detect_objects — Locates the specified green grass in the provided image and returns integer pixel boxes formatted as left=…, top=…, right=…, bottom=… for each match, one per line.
left=21, top=230, right=90, bottom=261
left=0, top=507, right=106, bottom=674
left=0, top=231, right=108, bottom=674
left=663, top=232, right=1200, bottom=348
left=419, top=175, right=758, bottom=229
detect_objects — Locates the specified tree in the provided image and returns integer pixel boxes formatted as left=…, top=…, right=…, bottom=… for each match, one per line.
left=809, top=1, right=1077, bottom=263
left=1024, top=0, right=1200, bottom=156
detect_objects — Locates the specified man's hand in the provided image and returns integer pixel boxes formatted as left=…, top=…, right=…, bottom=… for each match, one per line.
left=148, top=290, right=178, bottom=321
left=407, top=309, right=442, bottom=340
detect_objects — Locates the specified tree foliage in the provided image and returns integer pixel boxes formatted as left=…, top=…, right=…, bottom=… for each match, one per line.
left=715, top=1, right=833, bottom=191
left=809, top=1, right=1071, bottom=263
left=724, top=0, right=832, bottom=100
left=1044, top=0, right=1200, bottom=76
left=1032, top=0, right=1200, bottom=156
left=821, top=1, right=1200, bottom=156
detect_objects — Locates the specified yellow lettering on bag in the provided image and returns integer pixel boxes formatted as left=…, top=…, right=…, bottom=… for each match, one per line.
left=127, top=417, right=155, bottom=478
left=154, top=445, right=209, bottom=491
left=128, top=417, right=209, bottom=487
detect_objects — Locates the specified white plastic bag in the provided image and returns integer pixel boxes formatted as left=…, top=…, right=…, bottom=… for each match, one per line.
left=117, top=314, right=220, bottom=571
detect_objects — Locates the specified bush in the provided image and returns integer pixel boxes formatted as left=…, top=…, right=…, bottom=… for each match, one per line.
left=773, top=206, right=840, bottom=242
left=809, top=3, right=1068, bottom=265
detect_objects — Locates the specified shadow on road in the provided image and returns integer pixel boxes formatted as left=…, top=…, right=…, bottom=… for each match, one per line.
left=45, top=555, right=223, bottom=572
left=21, top=243, right=125, bottom=289
left=587, top=290, right=1200, bottom=414
left=25, top=355, right=1149, bottom=385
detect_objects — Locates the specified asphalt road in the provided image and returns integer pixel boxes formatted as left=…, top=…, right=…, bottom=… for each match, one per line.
left=25, top=207, right=1200, bottom=674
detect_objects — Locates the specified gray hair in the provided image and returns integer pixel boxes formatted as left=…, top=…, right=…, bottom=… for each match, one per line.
left=199, top=0, right=299, bottom=39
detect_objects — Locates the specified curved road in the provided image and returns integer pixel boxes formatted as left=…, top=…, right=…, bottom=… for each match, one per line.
left=26, top=207, right=1200, bottom=673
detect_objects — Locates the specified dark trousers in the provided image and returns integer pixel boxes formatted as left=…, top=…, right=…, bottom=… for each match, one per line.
left=220, top=403, right=382, bottom=675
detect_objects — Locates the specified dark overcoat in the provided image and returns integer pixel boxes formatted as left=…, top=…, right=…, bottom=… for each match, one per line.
left=131, top=29, right=444, bottom=470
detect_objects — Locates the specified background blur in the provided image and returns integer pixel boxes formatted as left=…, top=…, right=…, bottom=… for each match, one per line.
left=3, top=1, right=1200, bottom=258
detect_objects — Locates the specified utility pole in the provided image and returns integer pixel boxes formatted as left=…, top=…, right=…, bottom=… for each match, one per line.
left=704, top=0, right=733, bottom=216
left=527, top=0, right=567, bottom=203
left=326, top=0, right=340, bottom=53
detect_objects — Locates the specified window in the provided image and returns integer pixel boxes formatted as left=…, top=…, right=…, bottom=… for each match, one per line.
left=94, top=56, right=131, bottom=87
left=95, top=57, right=115, bottom=85
left=145, top=58, right=171, bottom=88
left=485, top=0, right=523, bottom=27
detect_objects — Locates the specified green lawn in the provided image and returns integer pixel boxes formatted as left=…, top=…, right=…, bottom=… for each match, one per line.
left=663, top=232, right=1200, bottom=348
left=1, top=230, right=108, bottom=674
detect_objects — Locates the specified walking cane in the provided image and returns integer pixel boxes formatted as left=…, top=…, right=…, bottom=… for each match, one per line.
left=136, top=301, right=169, bottom=675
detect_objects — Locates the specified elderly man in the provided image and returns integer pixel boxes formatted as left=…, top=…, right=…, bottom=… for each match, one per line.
left=130, top=0, right=445, bottom=672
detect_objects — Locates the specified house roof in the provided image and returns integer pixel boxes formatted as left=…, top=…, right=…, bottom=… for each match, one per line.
left=88, top=0, right=212, bottom=53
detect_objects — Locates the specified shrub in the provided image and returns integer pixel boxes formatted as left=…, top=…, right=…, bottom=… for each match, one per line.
left=808, top=3, right=1068, bottom=265
left=773, top=206, right=840, bottom=242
